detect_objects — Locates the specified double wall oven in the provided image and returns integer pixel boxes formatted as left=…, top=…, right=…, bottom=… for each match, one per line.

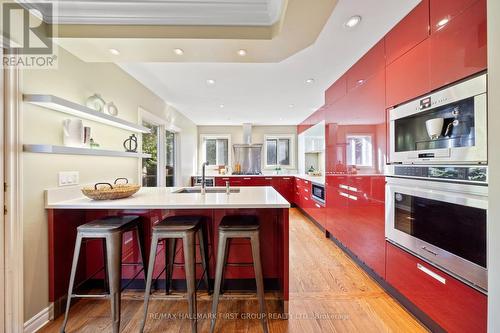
left=386, top=74, right=488, bottom=293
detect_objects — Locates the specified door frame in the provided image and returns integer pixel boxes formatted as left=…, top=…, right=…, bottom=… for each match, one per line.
left=3, top=49, right=24, bottom=331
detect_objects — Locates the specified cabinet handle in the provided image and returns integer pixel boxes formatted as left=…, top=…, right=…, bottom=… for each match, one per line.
left=417, top=263, right=446, bottom=284
left=304, top=197, right=309, bottom=200
left=244, top=178, right=251, bottom=180
left=283, top=177, right=291, bottom=180
left=222, top=178, right=229, bottom=180
left=265, top=178, right=272, bottom=180
left=421, top=246, right=438, bottom=256
left=315, top=203, right=321, bottom=208
left=305, top=189, right=309, bottom=192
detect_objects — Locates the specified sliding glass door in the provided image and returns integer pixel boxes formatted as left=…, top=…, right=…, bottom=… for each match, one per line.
left=165, top=130, right=176, bottom=187
left=142, top=121, right=159, bottom=187
left=141, top=114, right=178, bottom=187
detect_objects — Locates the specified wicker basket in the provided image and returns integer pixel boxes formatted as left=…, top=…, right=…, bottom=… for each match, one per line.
left=81, top=178, right=141, bottom=200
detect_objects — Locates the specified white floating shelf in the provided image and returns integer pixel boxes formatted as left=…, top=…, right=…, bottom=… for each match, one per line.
left=23, top=94, right=151, bottom=133
left=23, top=144, right=152, bottom=158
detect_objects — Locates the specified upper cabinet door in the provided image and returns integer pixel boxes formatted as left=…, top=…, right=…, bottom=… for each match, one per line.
left=346, top=41, right=385, bottom=91
left=386, top=38, right=431, bottom=107
left=385, top=0, right=430, bottom=65
left=430, top=0, right=479, bottom=33
left=429, top=0, right=486, bottom=90
left=325, top=75, right=347, bottom=104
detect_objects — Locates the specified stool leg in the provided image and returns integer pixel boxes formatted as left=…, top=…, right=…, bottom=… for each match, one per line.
left=60, top=233, right=83, bottom=333
left=210, top=233, right=227, bottom=333
left=135, top=225, right=148, bottom=280
left=106, top=232, right=123, bottom=333
left=197, top=229, right=210, bottom=293
left=220, top=238, right=230, bottom=295
left=183, top=231, right=197, bottom=333
left=102, top=239, right=110, bottom=293
left=140, top=233, right=160, bottom=333
left=165, top=238, right=176, bottom=294
left=250, top=232, right=269, bottom=333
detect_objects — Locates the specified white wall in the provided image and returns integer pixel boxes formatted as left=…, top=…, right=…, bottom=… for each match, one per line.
left=21, top=46, right=197, bottom=321
left=197, top=125, right=298, bottom=174
left=488, top=0, right=500, bottom=331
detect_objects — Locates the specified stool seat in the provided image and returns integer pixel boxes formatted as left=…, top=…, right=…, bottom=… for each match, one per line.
left=77, top=215, right=140, bottom=233
left=219, top=215, right=259, bottom=231
left=153, top=216, right=203, bottom=232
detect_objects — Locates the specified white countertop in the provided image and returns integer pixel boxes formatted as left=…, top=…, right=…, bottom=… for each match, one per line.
left=45, top=186, right=291, bottom=210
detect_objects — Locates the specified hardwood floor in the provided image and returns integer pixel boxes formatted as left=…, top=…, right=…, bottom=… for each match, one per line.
left=39, top=208, right=427, bottom=332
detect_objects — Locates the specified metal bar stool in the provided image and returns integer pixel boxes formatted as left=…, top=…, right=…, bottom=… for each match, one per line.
left=140, top=216, right=210, bottom=333
left=210, top=215, right=269, bottom=333
left=60, top=215, right=147, bottom=333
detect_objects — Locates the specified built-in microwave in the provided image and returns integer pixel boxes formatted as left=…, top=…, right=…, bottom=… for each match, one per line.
left=389, top=74, right=487, bottom=165
left=311, top=182, right=325, bottom=205
left=385, top=165, right=488, bottom=292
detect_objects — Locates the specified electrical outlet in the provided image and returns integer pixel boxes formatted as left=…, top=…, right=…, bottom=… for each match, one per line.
left=58, top=171, right=79, bottom=186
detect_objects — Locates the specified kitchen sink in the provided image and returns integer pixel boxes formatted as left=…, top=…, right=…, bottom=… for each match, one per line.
left=174, top=187, right=241, bottom=194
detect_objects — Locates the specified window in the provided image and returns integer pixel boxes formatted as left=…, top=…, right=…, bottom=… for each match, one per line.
left=264, top=135, right=294, bottom=168
left=141, top=109, right=179, bottom=187
left=201, top=135, right=231, bottom=168
left=346, top=134, right=373, bottom=167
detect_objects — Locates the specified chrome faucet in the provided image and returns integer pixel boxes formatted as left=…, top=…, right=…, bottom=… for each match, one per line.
left=201, top=161, right=209, bottom=195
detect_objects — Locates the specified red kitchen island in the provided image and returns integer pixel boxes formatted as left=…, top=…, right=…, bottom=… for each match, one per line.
left=45, top=186, right=290, bottom=318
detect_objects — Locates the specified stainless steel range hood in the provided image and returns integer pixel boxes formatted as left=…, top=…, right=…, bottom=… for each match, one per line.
left=233, top=124, right=262, bottom=175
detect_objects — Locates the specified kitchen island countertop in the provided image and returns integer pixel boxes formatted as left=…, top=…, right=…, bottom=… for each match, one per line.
left=45, top=186, right=291, bottom=209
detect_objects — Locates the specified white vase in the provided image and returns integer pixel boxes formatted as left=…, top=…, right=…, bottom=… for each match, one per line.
left=63, top=119, right=84, bottom=147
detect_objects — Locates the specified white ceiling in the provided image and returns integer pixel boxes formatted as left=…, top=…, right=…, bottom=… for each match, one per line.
left=119, top=0, right=420, bottom=126
left=22, top=0, right=285, bottom=26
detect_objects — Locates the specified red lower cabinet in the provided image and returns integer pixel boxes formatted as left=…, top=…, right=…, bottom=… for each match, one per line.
left=386, top=243, right=487, bottom=332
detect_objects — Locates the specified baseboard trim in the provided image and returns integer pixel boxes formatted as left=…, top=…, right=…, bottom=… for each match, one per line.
left=24, top=304, right=53, bottom=333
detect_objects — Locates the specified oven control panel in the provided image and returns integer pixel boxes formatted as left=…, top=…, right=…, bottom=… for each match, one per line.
left=393, top=166, right=487, bottom=184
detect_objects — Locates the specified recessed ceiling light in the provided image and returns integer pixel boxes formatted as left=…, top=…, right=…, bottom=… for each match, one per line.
left=206, top=79, right=216, bottom=86
left=345, top=15, right=362, bottom=28
left=288, top=104, right=295, bottom=108
left=357, top=79, right=365, bottom=85
left=109, top=48, right=120, bottom=55
left=237, top=49, right=247, bottom=56
left=437, top=18, right=449, bottom=27
left=305, top=78, right=315, bottom=84
left=219, top=104, right=225, bottom=108
left=173, top=48, right=184, bottom=55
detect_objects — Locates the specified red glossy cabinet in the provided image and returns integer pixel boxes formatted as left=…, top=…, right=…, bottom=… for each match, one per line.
left=347, top=40, right=385, bottom=91
left=386, top=38, right=431, bottom=107
left=429, top=0, right=486, bottom=89
left=325, top=74, right=347, bottom=104
left=430, top=0, right=479, bottom=33
left=385, top=0, right=430, bottom=65
left=386, top=243, right=487, bottom=332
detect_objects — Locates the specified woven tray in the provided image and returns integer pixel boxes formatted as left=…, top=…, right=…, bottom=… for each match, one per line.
left=82, top=178, right=141, bottom=200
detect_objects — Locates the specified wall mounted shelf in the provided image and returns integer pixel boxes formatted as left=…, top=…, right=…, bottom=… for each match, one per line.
left=23, top=144, right=151, bottom=158
left=23, top=94, right=151, bottom=133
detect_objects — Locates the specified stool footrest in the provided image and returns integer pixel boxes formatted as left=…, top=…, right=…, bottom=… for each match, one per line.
left=225, top=262, right=254, bottom=267
left=71, top=293, right=109, bottom=299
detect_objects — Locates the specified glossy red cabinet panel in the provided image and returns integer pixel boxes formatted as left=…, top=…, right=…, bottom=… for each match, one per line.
left=325, top=175, right=351, bottom=248
left=325, top=75, right=347, bottom=104
left=430, top=0, right=479, bottom=33
left=347, top=40, right=385, bottom=91
left=429, top=0, right=486, bottom=89
left=385, top=0, right=430, bottom=65
left=386, top=38, right=431, bottom=107
left=386, top=243, right=487, bottom=332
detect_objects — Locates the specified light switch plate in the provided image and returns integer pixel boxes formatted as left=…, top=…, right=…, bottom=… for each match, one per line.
left=58, top=171, right=79, bottom=186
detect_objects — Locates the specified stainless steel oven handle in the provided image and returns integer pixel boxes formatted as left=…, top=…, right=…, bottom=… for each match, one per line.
left=421, top=246, right=438, bottom=256
left=417, top=263, right=446, bottom=284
